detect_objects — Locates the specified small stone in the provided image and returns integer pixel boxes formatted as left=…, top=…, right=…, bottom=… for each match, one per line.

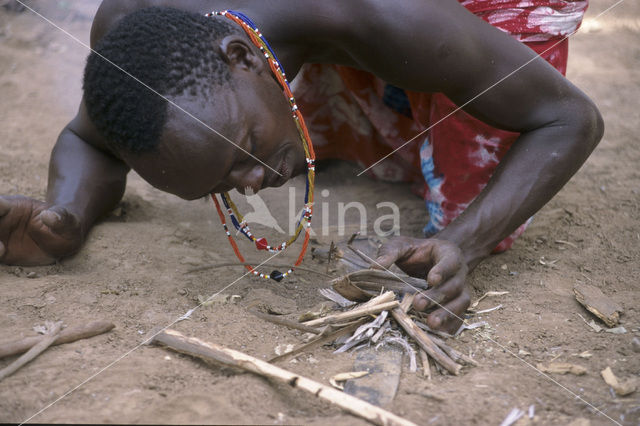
left=26, top=271, right=38, bottom=279
left=631, top=337, right=640, bottom=353
left=604, top=326, right=627, bottom=334
left=500, top=264, right=508, bottom=270
left=177, top=288, right=188, bottom=296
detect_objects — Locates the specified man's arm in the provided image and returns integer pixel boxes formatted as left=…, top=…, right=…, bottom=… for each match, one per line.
left=48, top=102, right=130, bottom=237
left=341, top=1, right=603, bottom=258
left=0, top=102, right=129, bottom=265
left=334, top=0, right=603, bottom=331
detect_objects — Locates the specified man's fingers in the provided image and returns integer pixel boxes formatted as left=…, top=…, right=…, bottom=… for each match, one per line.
left=426, top=246, right=463, bottom=287
left=425, top=291, right=471, bottom=334
left=371, top=242, right=405, bottom=270
left=38, top=210, right=63, bottom=230
left=0, top=241, right=5, bottom=258
left=413, top=272, right=465, bottom=310
left=371, top=253, right=397, bottom=270
left=0, top=197, right=11, bottom=217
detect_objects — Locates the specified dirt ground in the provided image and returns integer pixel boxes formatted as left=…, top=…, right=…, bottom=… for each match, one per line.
left=0, top=1, right=638, bottom=425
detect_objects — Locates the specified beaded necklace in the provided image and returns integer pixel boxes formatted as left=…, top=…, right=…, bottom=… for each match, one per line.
left=206, top=10, right=316, bottom=282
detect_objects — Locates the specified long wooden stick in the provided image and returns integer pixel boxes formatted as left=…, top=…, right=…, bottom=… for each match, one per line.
left=0, top=321, right=63, bottom=382
left=0, top=320, right=115, bottom=359
left=302, top=301, right=399, bottom=328
left=152, top=329, right=417, bottom=426
left=186, top=262, right=331, bottom=277
left=390, top=308, right=461, bottom=375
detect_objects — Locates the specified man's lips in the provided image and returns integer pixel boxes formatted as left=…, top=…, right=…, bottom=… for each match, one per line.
left=210, top=148, right=295, bottom=195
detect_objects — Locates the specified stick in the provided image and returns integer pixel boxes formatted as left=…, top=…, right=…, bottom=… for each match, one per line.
left=152, top=329, right=417, bottom=426
left=347, top=245, right=375, bottom=267
left=186, top=262, right=331, bottom=277
left=358, top=291, right=397, bottom=310
left=418, top=349, right=432, bottom=380
left=249, top=311, right=323, bottom=335
left=428, top=334, right=479, bottom=367
left=0, top=321, right=63, bottom=382
left=302, top=301, right=399, bottom=328
left=0, top=320, right=115, bottom=359
left=390, top=308, right=461, bottom=375
left=400, top=294, right=415, bottom=313
left=326, top=241, right=335, bottom=274
left=269, top=319, right=368, bottom=363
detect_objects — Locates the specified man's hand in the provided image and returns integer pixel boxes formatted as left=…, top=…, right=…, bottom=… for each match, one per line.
left=0, top=196, right=84, bottom=266
left=373, top=236, right=470, bottom=334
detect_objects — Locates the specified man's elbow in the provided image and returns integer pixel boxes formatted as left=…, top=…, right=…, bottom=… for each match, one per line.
left=570, top=96, right=604, bottom=154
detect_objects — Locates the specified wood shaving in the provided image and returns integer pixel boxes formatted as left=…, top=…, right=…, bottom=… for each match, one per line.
left=470, top=291, right=509, bottom=309
left=537, top=362, right=587, bottom=376
left=601, top=366, right=637, bottom=396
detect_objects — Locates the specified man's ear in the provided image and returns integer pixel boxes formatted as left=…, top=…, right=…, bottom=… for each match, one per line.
left=219, top=35, right=264, bottom=72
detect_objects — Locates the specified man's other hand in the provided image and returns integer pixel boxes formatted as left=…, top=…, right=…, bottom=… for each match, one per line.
left=0, top=196, right=83, bottom=266
left=374, top=236, right=470, bottom=334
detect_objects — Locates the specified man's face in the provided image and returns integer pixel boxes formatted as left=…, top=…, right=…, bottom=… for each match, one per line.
left=121, top=77, right=307, bottom=200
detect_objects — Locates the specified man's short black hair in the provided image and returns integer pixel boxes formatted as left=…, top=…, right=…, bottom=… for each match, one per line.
left=83, top=7, right=240, bottom=154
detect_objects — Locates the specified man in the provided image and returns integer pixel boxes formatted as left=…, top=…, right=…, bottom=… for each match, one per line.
left=0, top=0, right=603, bottom=333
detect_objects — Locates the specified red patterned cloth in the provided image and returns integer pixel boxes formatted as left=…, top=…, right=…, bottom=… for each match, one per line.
left=461, top=0, right=588, bottom=42
left=292, top=0, right=587, bottom=252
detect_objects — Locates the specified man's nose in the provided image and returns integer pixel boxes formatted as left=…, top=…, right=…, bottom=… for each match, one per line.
left=226, top=164, right=265, bottom=194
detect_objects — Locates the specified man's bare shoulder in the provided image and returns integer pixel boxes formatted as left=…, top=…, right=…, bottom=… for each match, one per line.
left=66, top=100, right=121, bottom=159
left=90, top=0, right=211, bottom=47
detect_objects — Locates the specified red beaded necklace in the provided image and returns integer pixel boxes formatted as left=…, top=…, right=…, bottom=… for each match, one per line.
left=206, top=10, right=316, bottom=282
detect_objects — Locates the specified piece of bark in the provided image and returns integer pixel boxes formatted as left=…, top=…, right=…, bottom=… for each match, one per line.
left=344, top=346, right=403, bottom=407
left=152, top=329, right=417, bottom=426
left=302, top=301, right=399, bottom=328
left=331, top=270, right=428, bottom=302
left=573, top=283, right=622, bottom=327
left=0, top=321, right=63, bottom=382
left=390, top=308, right=461, bottom=375
left=332, top=276, right=377, bottom=301
left=0, top=320, right=115, bottom=359
left=536, top=362, right=587, bottom=376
